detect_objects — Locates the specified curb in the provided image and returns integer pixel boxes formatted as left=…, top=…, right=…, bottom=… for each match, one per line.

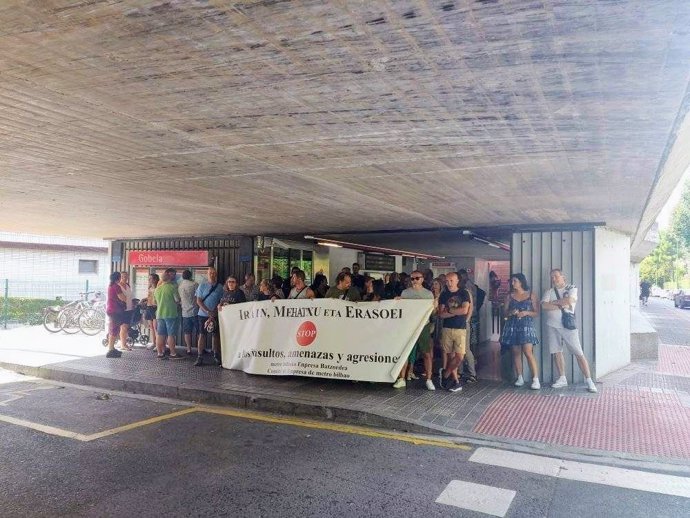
left=3, top=360, right=690, bottom=475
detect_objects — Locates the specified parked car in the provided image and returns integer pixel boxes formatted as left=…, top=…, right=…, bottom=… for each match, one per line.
left=674, top=290, right=690, bottom=308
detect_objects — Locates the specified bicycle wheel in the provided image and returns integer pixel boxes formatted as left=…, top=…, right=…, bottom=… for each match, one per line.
left=58, top=309, right=80, bottom=334
left=78, top=308, right=105, bottom=336
left=43, top=310, right=62, bottom=333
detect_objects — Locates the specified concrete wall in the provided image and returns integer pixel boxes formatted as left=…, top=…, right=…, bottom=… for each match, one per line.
left=630, top=262, right=641, bottom=308
left=326, top=247, right=359, bottom=284
left=511, top=229, right=595, bottom=383
left=594, top=227, right=631, bottom=377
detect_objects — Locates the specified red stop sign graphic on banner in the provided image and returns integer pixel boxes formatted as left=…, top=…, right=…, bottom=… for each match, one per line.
left=296, top=321, right=317, bottom=346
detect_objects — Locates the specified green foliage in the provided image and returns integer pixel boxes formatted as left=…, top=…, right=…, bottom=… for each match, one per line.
left=2, top=297, right=58, bottom=325
left=640, top=231, right=685, bottom=286
left=671, top=178, right=690, bottom=249
left=643, top=177, right=690, bottom=286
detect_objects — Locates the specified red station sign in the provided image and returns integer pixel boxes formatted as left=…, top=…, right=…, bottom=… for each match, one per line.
left=128, top=250, right=209, bottom=267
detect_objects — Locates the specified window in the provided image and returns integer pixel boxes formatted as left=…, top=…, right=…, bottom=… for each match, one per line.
left=78, top=259, right=98, bottom=274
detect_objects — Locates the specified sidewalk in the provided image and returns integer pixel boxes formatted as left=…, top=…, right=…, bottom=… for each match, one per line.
left=1, top=325, right=689, bottom=466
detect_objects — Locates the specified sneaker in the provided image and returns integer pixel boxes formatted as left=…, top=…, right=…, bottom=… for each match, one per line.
left=465, top=375, right=478, bottom=384
left=194, top=356, right=203, bottom=367
left=514, top=375, right=525, bottom=387
left=447, top=380, right=463, bottom=393
left=213, top=355, right=222, bottom=366
left=169, top=354, right=184, bottom=360
left=406, top=372, right=418, bottom=381
left=392, top=378, right=406, bottom=389
left=425, top=379, right=436, bottom=391
left=586, top=378, right=598, bottom=393
left=531, top=378, right=541, bottom=390
left=105, top=349, right=122, bottom=358
left=552, top=376, right=568, bottom=389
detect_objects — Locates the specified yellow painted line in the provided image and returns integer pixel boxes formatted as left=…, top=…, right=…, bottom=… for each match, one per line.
left=0, top=413, right=87, bottom=441
left=196, top=406, right=471, bottom=450
left=0, top=405, right=470, bottom=451
left=81, top=408, right=199, bottom=441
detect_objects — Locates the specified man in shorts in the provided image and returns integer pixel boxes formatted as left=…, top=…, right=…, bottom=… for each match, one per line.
left=392, top=270, right=436, bottom=390
left=541, top=269, right=597, bottom=393
left=195, top=267, right=224, bottom=366
left=153, top=268, right=182, bottom=359
left=437, top=272, right=471, bottom=393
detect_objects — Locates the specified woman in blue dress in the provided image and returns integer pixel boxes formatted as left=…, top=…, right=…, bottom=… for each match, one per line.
left=501, top=273, right=541, bottom=389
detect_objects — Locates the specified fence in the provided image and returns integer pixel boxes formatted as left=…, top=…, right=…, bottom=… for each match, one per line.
left=1, top=279, right=105, bottom=329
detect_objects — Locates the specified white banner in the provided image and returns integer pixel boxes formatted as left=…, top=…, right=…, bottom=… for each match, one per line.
left=219, top=299, right=434, bottom=382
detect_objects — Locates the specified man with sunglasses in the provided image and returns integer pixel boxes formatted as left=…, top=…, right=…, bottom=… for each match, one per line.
left=392, top=271, right=437, bottom=390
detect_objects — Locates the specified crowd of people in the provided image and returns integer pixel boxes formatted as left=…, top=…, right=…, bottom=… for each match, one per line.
left=104, top=262, right=596, bottom=394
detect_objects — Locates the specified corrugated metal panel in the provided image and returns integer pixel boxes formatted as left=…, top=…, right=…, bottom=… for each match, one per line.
left=511, top=230, right=595, bottom=384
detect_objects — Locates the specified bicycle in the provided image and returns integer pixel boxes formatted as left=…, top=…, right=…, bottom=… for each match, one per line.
left=43, top=291, right=103, bottom=334
left=78, top=300, right=106, bottom=336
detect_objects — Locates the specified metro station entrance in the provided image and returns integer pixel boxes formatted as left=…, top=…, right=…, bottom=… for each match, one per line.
left=280, top=230, right=513, bottom=381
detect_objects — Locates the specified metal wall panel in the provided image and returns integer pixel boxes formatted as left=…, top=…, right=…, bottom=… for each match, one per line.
left=511, top=230, right=595, bottom=384
left=109, top=235, right=253, bottom=283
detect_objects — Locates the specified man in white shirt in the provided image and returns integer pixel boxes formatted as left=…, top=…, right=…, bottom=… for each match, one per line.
left=178, top=269, right=199, bottom=355
left=541, top=269, right=597, bottom=393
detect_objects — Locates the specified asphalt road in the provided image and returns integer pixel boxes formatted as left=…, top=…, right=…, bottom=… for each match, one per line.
left=640, top=296, right=690, bottom=346
left=0, top=370, right=689, bottom=518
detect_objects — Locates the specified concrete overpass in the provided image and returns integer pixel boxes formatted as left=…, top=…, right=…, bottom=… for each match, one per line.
left=2, top=1, right=689, bottom=379
left=1, top=0, right=689, bottom=252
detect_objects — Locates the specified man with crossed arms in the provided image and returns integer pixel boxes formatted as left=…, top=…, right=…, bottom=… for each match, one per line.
left=541, top=269, right=597, bottom=393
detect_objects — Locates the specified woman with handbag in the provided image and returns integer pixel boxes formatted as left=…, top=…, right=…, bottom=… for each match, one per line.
left=500, top=273, right=541, bottom=389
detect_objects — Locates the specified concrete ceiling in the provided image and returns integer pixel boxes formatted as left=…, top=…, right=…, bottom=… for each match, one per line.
left=2, top=1, right=690, bottom=243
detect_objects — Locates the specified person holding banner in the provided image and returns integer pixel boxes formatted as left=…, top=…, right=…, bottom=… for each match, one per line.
left=393, top=271, right=436, bottom=390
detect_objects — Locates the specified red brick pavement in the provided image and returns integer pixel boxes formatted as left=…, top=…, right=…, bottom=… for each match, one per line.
left=473, top=387, right=690, bottom=459
left=657, top=344, right=690, bottom=377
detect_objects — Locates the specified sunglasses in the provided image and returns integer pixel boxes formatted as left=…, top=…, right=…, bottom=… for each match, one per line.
left=411, top=276, right=423, bottom=280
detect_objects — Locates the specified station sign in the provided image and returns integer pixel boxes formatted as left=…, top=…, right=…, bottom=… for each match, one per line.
left=128, top=250, right=209, bottom=267
left=364, top=253, right=396, bottom=272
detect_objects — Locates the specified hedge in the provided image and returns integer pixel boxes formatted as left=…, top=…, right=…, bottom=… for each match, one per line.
left=1, top=297, right=61, bottom=325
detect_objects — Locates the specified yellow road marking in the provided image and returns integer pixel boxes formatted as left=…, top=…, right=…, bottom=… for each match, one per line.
left=0, top=413, right=85, bottom=441
left=81, top=408, right=198, bottom=441
left=0, top=406, right=471, bottom=451
left=197, top=406, right=471, bottom=450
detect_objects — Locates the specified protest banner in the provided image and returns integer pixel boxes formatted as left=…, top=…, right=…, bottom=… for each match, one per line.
left=219, top=298, right=434, bottom=382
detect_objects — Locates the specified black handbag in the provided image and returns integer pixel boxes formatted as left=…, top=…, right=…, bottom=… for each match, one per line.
left=555, top=289, right=577, bottom=330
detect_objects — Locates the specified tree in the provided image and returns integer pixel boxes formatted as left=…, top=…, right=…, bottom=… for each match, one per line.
left=639, top=230, right=685, bottom=286
left=671, top=177, right=690, bottom=249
